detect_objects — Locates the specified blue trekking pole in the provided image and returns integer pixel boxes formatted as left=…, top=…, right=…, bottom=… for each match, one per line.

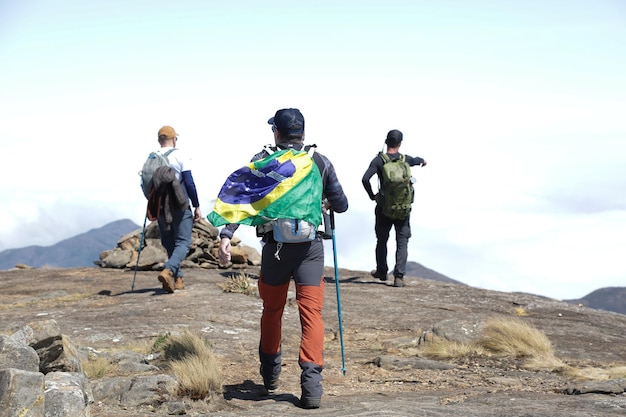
left=131, top=212, right=148, bottom=291
left=329, top=209, right=347, bottom=375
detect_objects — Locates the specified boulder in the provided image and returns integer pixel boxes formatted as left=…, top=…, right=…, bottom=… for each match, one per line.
left=96, top=218, right=260, bottom=271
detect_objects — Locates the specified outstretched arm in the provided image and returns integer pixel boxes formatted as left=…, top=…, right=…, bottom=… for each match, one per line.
left=406, top=155, right=427, bottom=167
left=361, top=159, right=379, bottom=201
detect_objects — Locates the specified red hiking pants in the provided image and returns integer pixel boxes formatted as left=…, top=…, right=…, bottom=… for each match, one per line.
left=259, top=275, right=325, bottom=366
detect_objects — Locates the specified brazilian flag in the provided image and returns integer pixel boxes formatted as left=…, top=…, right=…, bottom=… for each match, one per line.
left=207, top=148, right=323, bottom=227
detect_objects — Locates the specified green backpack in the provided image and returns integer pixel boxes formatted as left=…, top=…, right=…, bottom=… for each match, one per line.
left=377, top=152, right=414, bottom=220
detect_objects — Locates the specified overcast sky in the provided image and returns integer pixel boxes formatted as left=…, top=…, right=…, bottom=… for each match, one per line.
left=1, top=0, right=624, bottom=300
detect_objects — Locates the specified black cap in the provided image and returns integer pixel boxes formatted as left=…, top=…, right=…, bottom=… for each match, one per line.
left=385, top=129, right=403, bottom=146
left=268, top=108, right=305, bottom=136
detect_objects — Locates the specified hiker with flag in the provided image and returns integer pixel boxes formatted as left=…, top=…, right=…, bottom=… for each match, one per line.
left=362, top=129, right=427, bottom=288
left=208, top=108, right=348, bottom=409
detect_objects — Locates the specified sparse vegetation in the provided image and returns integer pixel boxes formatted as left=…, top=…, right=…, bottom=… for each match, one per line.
left=217, top=273, right=258, bottom=296
left=513, top=306, right=528, bottom=316
left=155, top=330, right=223, bottom=400
left=479, top=316, right=552, bottom=356
left=121, top=338, right=156, bottom=354
left=562, top=364, right=626, bottom=381
left=420, top=316, right=567, bottom=371
left=420, top=340, right=485, bottom=359
left=607, top=365, right=626, bottom=379
left=82, top=354, right=119, bottom=379
left=151, top=332, right=172, bottom=353
left=169, top=353, right=223, bottom=400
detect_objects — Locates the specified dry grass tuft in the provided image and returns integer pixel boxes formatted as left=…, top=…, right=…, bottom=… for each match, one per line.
left=513, top=307, right=528, bottom=316
left=157, top=330, right=223, bottom=400
left=479, top=316, right=566, bottom=370
left=217, top=273, right=258, bottom=296
left=122, top=338, right=156, bottom=354
left=607, top=365, right=626, bottom=379
left=420, top=340, right=485, bottom=360
left=521, top=354, right=568, bottom=371
left=480, top=316, right=549, bottom=356
left=562, top=364, right=626, bottom=381
left=420, top=316, right=567, bottom=372
left=82, top=355, right=120, bottom=380
left=170, top=354, right=223, bottom=399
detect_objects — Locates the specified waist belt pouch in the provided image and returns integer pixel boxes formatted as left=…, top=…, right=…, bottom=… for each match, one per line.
left=272, top=218, right=317, bottom=243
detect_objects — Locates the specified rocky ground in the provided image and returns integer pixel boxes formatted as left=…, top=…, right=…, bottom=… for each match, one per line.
left=1, top=265, right=625, bottom=416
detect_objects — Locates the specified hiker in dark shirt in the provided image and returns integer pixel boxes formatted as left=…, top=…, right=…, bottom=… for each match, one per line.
left=362, top=129, right=426, bottom=288
left=218, top=108, right=348, bottom=409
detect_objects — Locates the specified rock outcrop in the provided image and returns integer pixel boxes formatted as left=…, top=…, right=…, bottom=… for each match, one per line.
left=0, top=319, right=92, bottom=417
left=0, top=319, right=186, bottom=417
left=96, top=219, right=261, bottom=270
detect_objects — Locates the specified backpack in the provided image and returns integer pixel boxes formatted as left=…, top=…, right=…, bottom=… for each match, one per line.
left=378, top=152, right=414, bottom=220
left=139, top=149, right=176, bottom=199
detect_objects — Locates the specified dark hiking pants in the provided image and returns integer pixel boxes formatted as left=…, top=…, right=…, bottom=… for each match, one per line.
left=374, top=204, right=412, bottom=277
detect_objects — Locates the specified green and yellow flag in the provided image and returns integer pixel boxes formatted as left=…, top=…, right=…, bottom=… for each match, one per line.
left=207, top=148, right=322, bottom=227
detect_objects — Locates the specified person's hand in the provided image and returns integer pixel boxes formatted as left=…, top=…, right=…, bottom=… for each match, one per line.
left=421, top=160, right=427, bottom=167
left=372, top=193, right=378, bottom=201
left=218, top=237, right=231, bottom=265
left=193, top=207, right=202, bottom=223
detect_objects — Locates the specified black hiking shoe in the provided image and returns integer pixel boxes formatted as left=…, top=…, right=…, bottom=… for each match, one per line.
left=300, top=396, right=321, bottom=409
left=260, top=364, right=279, bottom=393
left=393, top=276, right=405, bottom=287
left=263, top=377, right=279, bottom=392
left=371, top=269, right=388, bottom=281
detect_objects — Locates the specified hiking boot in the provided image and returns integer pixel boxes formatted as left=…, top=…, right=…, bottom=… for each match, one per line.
left=300, top=396, right=321, bottom=409
left=174, top=277, right=185, bottom=290
left=300, top=362, right=322, bottom=409
left=158, top=269, right=175, bottom=293
left=371, top=269, right=388, bottom=281
left=263, top=377, right=279, bottom=392
left=393, top=276, right=405, bottom=287
left=260, top=364, right=279, bottom=393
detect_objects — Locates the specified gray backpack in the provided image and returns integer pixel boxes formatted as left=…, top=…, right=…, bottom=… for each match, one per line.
left=139, top=149, right=176, bottom=199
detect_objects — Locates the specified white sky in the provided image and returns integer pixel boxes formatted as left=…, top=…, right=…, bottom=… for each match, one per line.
left=1, top=0, right=625, bottom=300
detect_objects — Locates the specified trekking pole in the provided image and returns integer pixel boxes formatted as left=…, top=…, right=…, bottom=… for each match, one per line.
left=329, top=209, right=347, bottom=375
left=131, top=211, right=148, bottom=291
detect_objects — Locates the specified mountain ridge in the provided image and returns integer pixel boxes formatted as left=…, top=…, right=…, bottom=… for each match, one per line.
left=0, top=219, right=139, bottom=269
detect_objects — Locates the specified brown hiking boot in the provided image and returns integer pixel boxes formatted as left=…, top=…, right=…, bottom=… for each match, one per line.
left=174, top=277, right=185, bottom=290
left=158, top=269, right=175, bottom=293
left=393, top=276, right=405, bottom=287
